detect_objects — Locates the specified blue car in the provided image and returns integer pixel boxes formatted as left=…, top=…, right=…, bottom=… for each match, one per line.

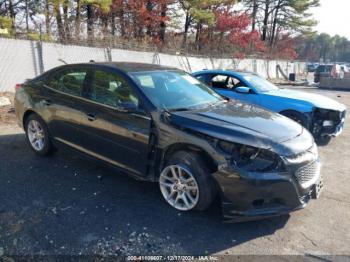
left=192, top=70, right=346, bottom=142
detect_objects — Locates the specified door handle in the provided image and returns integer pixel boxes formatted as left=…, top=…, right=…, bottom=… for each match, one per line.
left=42, top=99, right=52, bottom=106
left=86, top=113, right=96, bottom=121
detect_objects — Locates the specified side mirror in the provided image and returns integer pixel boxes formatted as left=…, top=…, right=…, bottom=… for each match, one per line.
left=236, top=86, right=251, bottom=94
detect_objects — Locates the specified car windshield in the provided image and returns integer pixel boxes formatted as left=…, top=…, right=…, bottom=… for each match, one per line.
left=130, top=70, right=224, bottom=110
left=242, top=74, right=279, bottom=92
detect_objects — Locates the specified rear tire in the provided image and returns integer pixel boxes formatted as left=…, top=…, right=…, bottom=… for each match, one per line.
left=24, top=114, right=54, bottom=156
left=159, top=151, right=217, bottom=212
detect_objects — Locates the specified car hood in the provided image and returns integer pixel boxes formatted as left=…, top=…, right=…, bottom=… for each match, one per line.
left=265, top=89, right=346, bottom=111
left=169, top=101, right=312, bottom=156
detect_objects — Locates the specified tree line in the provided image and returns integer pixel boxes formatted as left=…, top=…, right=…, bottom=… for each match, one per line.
left=296, top=33, right=350, bottom=63
left=0, top=0, right=349, bottom=62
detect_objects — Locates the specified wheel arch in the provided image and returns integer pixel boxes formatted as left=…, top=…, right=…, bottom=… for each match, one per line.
left=279, top=109, right=311, bottom=128
left=158, top=142, right=221, bottom=211
left=22, top=109, right=39, bottom=127
left=159, top=143, right=218, bottom=177
left=279, top=109, right=304, bottom=116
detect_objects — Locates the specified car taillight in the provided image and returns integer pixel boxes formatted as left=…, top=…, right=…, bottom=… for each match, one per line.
left=15, top=83, right=22, bottom=91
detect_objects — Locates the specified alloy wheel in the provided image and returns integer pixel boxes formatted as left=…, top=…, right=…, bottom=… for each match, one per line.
left=159, top=164, right=199, bottom=211
left=27, top=120, right=46, bottom=151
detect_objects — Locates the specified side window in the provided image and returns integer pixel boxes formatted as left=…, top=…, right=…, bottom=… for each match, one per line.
left=227, top=76, right=244, bottom=90
left=211, top=75, right=228, bottom=89
left=90, top=70, right=139, bottom=108
left=47, top=69, right=87, bottom=97
left=211, top=75, right=243, bottom=90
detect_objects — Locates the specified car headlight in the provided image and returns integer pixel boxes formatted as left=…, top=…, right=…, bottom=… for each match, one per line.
left=314, top=108, right=329, bottom=116
left=282, top=143, right=318, bottom=165
left=314, top=108, right=341, bottom=121
left=217, top=140, right=285, bottom=172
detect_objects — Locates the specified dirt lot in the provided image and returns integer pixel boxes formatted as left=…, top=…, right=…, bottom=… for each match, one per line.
left=0, top=88, right=349, bottom=259
left=0, top=92, right=16, bottom=126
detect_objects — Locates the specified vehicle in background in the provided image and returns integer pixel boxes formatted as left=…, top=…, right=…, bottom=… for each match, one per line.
left=339, top=65, right=350, bottom=78
left=15, top=62, right=322, bottom=222
left=193, top=69, right=346, bottom=143
left=314, top=64, right=350, bottom=83
left=314, top=64, right=333, bottom=83
left=307, top=63, right=318, bottom=73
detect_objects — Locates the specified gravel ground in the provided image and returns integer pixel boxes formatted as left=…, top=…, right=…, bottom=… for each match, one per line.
left=0, top=88, right=349, bottom=259
left=0, top=92, right=16, bottom=126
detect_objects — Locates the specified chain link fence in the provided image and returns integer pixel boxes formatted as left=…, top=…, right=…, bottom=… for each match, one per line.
left=0, top=37, right=307, bottom=92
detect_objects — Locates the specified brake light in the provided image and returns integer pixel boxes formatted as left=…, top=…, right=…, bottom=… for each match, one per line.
left=15, top=83, right=22, bottom=91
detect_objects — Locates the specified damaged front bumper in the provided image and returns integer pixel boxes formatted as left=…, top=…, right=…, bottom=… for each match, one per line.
left=312, top=109, right=346, bottom=137
left=213, top=159, right=322, bottom=222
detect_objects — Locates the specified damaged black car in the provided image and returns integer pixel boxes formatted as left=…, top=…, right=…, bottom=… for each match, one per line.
left=15, top=62, right=322, bottom=221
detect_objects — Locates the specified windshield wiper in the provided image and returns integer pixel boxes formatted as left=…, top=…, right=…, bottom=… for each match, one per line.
left=168, top=100, right=226, bottom=112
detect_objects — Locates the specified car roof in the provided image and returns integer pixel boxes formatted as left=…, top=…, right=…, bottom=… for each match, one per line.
left=194, top=69, right=257, bottom=76
left=86, top=62, right=179, bottom=72
left=39, top=62, right=181, bottom=82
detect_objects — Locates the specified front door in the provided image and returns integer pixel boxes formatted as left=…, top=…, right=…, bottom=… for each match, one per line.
left=78, top=68, right=151, bottom=176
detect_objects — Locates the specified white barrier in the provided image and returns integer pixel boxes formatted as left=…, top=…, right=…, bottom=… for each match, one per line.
left=0, top=38, right=306, bottom=92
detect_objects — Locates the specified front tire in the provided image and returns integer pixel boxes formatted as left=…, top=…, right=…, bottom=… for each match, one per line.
left=25, top=114, right=54, bottom=156
left=159, top=151, right=217, bottom=212
left=315, top=135, right=332, bottom=145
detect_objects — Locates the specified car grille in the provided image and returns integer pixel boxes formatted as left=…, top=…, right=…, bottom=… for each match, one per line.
left=295, top=161, right=320, bottom=188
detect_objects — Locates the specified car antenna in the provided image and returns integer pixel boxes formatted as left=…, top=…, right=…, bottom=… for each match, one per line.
left=161, top=103, right=171, bottom=114
left=58, top=58, right=67, bottom=65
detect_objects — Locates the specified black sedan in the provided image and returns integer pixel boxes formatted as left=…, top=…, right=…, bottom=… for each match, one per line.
left=14, top=62, right=322, bottom=221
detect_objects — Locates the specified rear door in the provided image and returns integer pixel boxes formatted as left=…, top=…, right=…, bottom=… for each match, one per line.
left=42, top=66, right=90, bottom=147
left=77, top=68, right=151, bottom=176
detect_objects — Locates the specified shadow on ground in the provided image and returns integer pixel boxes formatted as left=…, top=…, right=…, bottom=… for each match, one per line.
left=0, top=132, right=289, bottom=255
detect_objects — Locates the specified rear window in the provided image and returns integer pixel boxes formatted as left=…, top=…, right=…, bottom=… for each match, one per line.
left=47, top=68, right=87, bottom=97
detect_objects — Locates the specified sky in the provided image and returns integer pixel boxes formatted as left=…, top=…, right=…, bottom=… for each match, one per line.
left=311, top=0, right=350, bottom=39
